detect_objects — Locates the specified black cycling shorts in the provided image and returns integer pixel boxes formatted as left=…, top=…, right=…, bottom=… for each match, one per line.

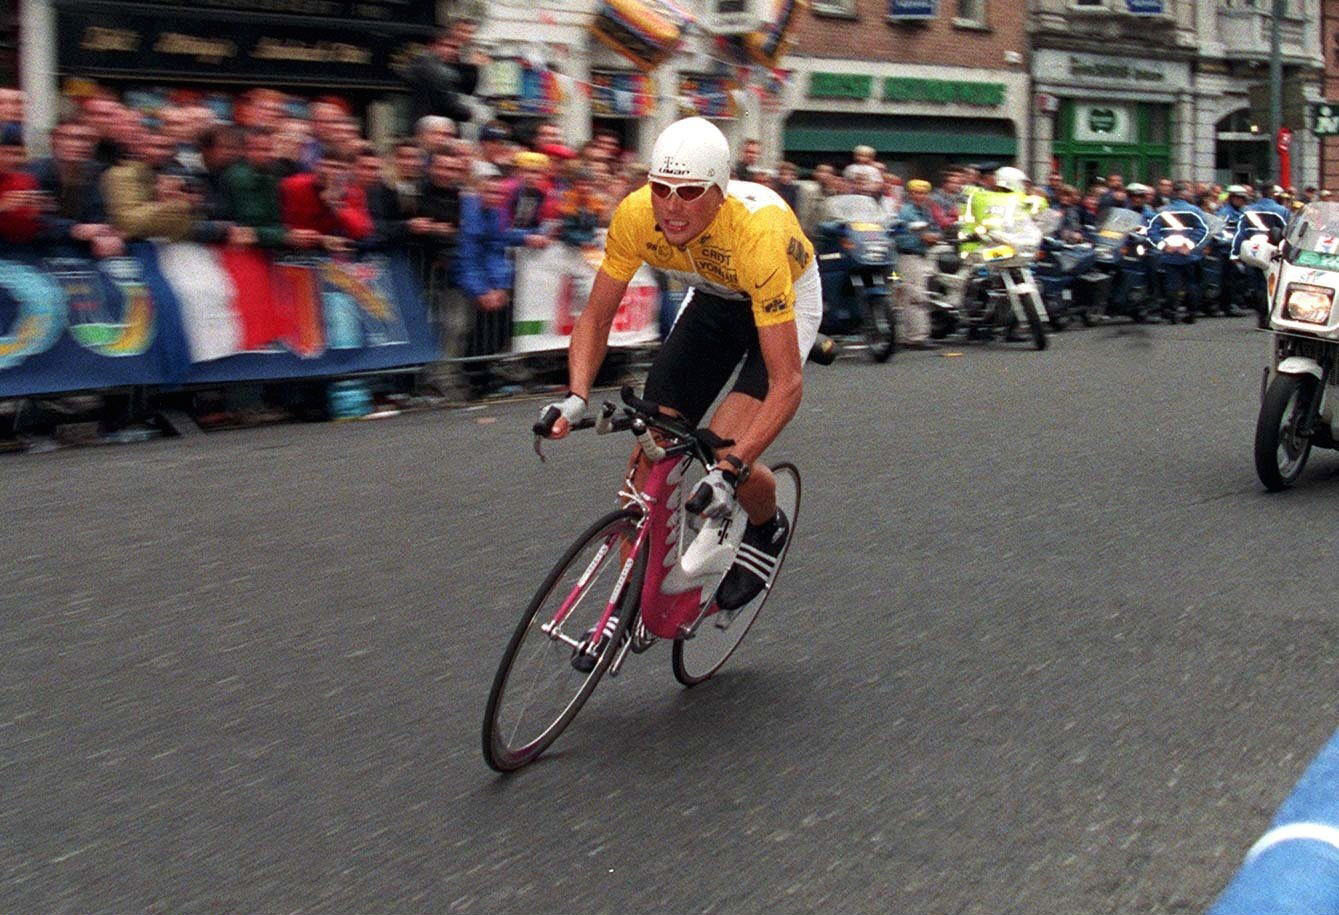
left=643, top=288, right=769, bottom=427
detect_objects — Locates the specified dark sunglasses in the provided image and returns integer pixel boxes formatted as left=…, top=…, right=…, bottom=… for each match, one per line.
left=650, top=180, right=711, bottom=202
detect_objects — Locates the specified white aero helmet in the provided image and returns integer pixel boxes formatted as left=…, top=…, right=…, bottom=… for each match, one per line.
left=649, top=117, right=731, bottom=195
left=994, top=166, right=1029, bottom=193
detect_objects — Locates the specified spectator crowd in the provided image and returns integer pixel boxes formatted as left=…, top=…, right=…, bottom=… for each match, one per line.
left=2, top=22, right=1336, bottom=400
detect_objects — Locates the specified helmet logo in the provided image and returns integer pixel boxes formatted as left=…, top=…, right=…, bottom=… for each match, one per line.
left=657, top=156, right=693, bottom=177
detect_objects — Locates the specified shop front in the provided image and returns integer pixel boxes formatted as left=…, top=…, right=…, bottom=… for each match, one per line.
left=31, top=0, right=437, bottom=134
left=779, top=64, right=1027, bottom=178
left=1032, top=49, right=1192, bottom=187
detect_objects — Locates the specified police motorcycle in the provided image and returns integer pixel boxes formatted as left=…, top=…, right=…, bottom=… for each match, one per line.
left=1238, top=201, right=1339, bottom=490
left=1230, top=209, right=1289, bottom=326
left=815, top=193, right=899, bottom=362
left=925, top=198, right=1048, bottom=350
left=1034, top=222, right=1111, bottom=328
left=1146, top=207, right=1225, bottom=321
left=1090, top=208, right=1155, bottom=322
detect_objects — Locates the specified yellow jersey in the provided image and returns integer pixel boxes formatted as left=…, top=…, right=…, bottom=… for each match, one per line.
left=599, top=180, right=815, bottom=329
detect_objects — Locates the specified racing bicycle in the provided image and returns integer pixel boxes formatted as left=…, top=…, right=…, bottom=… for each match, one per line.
left=481, top=387, right=801, bottom=772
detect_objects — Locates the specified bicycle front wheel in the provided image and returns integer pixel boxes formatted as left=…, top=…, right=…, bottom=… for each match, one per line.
left=672, top=463, right=801, bottom=686
left=483, top=509, right=642, bottom=771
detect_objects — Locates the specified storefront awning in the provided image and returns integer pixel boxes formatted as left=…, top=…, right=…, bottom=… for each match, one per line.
left=784, top=114, right=1017, bottom=157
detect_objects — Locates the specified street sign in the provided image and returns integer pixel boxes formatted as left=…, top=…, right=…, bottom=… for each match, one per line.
left=887, top=0, right=938, bottom=19
left=1126, top=0, right=1164, bottom=13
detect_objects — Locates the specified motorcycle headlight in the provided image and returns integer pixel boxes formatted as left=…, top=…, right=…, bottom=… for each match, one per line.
left=1284, top=282, right=1335, bottom=324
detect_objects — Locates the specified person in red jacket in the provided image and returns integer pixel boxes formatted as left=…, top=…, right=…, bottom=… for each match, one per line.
left=0, top=121, right=43, bottom=245
left=278, top=150, right=372, bottom=254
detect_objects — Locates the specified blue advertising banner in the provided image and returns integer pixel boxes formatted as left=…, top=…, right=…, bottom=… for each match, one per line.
left=0, top=243, right=439, bottom=398
left=1126, top=0, right=1164, bottom=14
left=888, top=0, right=937, bottom=18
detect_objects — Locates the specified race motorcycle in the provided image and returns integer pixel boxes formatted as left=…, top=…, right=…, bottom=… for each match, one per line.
left=814, top=194, right=898, bottom=362
left=1091, top=208, right=1155, bottom=322
left=1238, top=201, right=1339, bottom=490
left=1231, top=209, right=1290, bottom=327
left=926, top=204, right=1048, bottom=350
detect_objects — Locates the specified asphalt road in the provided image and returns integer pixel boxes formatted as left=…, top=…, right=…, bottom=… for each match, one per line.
left=4, top=319, right=1338, bottom=914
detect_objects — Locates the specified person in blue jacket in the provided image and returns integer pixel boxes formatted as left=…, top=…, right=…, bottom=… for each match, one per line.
left=1146, top=180, right=1210, bottom=323
left=1249, top=184, right=1292, bottom=221
left=455, top=172, right=550, bottom=394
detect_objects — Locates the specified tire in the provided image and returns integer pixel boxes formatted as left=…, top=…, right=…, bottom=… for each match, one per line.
left=1021, top=295, right=1048, bottom=350
left=672, top=463, right=801, bottom=686
left=862, top=294, right=896, bottom=363
left=482, top=509, right=642, bottom=771
left=1255, top=373, right=1318, bottom=492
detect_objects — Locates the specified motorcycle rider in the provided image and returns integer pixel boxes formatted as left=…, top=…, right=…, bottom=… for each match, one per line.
left=959, top=165, right=1030, bottom=256
left=1250, top=185, right=1292, bottom=221
left=1215, top=185, right=1252, bottom=317
left=1126, top=183, right=1156, bottom=221
left=894, top=179, right=941, bottom=350
left=1146, top=180, right=1209, bottom=323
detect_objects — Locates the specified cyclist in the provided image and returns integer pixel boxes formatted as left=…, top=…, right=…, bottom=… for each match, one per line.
left=540, top=117, right=820, bottom=612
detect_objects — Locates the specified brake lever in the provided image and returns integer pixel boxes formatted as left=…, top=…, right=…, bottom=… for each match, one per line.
left=533, top=434, right=547, bottom=463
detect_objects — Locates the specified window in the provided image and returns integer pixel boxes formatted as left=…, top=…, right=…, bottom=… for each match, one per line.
left=813, top=0, right=857, bottom=15
left=954, top=0, right=987, bottom=26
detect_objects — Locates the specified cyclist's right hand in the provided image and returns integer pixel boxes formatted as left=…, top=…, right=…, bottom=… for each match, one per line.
left=535, top=393, right=587, bottom=439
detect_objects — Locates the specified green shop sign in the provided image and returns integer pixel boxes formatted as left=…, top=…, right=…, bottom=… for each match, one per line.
left=882, top=77, right=1004, bottom=107
left=808, top=72, right=873, bottom=100
left=808, top=72, right=1004, bottom=107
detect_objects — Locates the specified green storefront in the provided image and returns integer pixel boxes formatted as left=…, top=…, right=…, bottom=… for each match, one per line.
left=783, top=70, right=1020, bottom=175
left=1052, top=100, right=1172, bottom=188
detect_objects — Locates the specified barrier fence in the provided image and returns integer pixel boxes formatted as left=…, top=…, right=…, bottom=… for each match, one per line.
left=0, top=242, right=663, bottom=400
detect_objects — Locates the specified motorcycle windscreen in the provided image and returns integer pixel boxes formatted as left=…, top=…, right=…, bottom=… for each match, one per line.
left=818, top=194, right=889, bottom=227
left=1284, top=202, right=1339, bottom=265
left=1093, top=209, right=1144, bottom=248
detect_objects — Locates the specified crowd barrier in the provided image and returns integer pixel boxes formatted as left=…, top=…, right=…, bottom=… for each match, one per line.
left=1210, top=726, right=1339, bottom=913
left=0, top=242, right=439, bottom=398
left=0, top=242, right=663, bottom=400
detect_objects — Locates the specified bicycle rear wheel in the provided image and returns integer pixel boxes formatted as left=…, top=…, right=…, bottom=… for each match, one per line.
left=672, top=463, right=801, bottom=686
left=483, top=509, right=642, bottom=771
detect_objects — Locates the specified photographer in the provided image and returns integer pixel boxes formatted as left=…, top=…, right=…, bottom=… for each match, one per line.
left=406, top=18, right=483, bottom=127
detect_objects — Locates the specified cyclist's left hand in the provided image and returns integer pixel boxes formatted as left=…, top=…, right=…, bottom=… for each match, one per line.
left=689, top=467, right=737, bottom=519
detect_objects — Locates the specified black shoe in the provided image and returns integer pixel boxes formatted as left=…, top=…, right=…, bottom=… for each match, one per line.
left=1183, top=311, right=1195, bottom=324
left=570, top=615, right=620, bottom=673
left=715, top=509, right=790, bottom=612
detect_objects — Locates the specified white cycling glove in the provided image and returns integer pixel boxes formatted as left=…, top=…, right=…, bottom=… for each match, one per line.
left=691, top=467, right=737, bottom=519
left=541, top=393, right=587, bottom=429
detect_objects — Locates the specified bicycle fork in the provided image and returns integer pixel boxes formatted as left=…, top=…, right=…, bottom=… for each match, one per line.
left=542, top=520, right=649, bottom=675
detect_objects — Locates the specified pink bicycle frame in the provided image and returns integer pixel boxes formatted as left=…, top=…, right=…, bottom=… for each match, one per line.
left=544, top=452, right=710, bottom=652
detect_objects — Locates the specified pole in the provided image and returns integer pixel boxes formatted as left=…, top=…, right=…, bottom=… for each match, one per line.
left=1269, top=0, right=1284, bottom=184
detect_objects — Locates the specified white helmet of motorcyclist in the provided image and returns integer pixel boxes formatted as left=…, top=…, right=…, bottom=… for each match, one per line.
left=994, top=166, right=1029, bottom=193
left=649, top=117, right=731, bottom=195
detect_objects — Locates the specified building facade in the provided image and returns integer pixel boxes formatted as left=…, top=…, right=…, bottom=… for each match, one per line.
left=1318, top=0, right=1339, bottom=188
left=780, top=0, right=1030, bottom=179
left=1195, top=0, right=1323, bottom=190
left=1031, top=0, right=1324, bottom=191
left=1029, top=0, right=1198, bottom=187
left=19, top=0, right=439, bottom=148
